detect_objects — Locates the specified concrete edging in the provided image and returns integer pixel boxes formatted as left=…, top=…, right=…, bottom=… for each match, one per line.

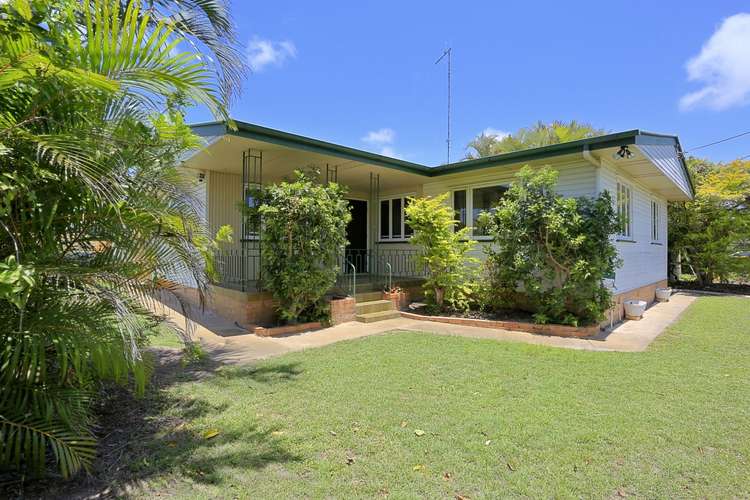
left=399, top=311, right=599, bottom=338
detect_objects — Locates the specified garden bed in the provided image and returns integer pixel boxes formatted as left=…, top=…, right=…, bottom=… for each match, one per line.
left=671, top=280, right=750, bottom=296
left=250, top=321, right=324, bottom=337
left=401, top=306, right=600, bottom=338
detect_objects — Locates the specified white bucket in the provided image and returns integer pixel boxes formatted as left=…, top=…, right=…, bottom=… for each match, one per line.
left=624, top=299, right=647, bottom=320
left=655, top=287, right=672, bottom=302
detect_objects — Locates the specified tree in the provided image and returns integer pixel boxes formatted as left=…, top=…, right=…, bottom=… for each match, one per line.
left=0, top=0, right=240, bottom=478
left=251, top=171, right=351, bottom=323
left=669, top=158, right=750, bottom=285
left=465, top=120, right=607, bottom=159
left=480, top=167, right=621, bottom=325
left=405, top=193, right=478, bottom=311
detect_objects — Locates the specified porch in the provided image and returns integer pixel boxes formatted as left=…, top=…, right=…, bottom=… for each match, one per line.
left=182, top=121, right=431, bottom=296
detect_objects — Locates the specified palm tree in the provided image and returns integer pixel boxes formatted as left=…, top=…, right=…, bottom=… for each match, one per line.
left=0, top=0, right=239, bottom=478
left=465, top=120, right=607, bottom=158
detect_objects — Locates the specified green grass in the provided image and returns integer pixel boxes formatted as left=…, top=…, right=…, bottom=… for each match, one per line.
left=147, top=324, right=185, bottom=349
left=129, top=297, right=750, bottom=498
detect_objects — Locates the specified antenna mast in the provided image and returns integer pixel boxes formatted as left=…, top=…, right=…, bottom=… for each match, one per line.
left=435, top=47, right=452, bottom=164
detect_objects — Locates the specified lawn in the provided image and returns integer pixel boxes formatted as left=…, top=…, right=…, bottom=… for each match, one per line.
left=120, top=297, right=750, bottom=497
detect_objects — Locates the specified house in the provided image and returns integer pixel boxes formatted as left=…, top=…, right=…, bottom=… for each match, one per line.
left=180, top=120, right=693, bottom=327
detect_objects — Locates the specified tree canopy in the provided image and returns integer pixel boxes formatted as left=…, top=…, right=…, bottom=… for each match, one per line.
left=465, top=120, right=607, bottom=159
left=0, top=0, right=241, bottom=478
left=669, top=157, right=750, bottom=285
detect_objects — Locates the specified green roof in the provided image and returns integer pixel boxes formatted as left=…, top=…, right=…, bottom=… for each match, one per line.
left=190, top=120, right=691, bottom=193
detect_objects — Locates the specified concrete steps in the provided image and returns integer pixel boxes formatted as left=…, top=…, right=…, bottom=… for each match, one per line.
left=355, top=309, right=401, bottom=323
left=355, top=299, right=392, bottom=315
left=354, top=291, right=384, bottom=302
left=354, top=295, right=398, bottom=323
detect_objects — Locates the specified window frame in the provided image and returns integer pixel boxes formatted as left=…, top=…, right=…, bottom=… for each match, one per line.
left=616, top=180, right=634, bottom=240
left=651, top=199, right=661, bottom=242
left=378, top=193, right=415, bottom=242
left=451, top=182, right=509, bottom=240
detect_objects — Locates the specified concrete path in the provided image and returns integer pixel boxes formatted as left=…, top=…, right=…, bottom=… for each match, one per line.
left=154, top=292, right=699, bottom=365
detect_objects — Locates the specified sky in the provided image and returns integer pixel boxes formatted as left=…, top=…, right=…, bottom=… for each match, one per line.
left=186, top=1, right=750, bottom=166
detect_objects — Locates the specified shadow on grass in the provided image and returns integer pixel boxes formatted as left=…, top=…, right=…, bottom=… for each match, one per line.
left=19, top=350, right=304, bottom=499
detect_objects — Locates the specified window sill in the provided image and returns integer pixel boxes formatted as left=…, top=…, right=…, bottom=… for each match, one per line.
left=650, top=241, right=663, bottom=246
left=377, top=239, right=412, bottom=244
left=615, top=238, right=636, bottom=243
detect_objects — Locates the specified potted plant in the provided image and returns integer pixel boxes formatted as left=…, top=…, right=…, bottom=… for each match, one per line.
left=655, top=287, right=672, bottom=302
left=623, top=299, right=647, bottom=320
left=383, top=285, right=407, bottom=310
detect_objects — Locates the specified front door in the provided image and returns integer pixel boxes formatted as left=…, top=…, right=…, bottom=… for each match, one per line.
left=345, top=199, right=368, bottom=273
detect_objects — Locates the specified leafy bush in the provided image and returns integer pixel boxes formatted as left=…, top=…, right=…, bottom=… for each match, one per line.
left=480, top=166, right=621, bottom=325
left=0, top=0, right=241, bottom=479
left=250, top=170, right=351, bottom=323
left=405, top=193, right=478, bottom=311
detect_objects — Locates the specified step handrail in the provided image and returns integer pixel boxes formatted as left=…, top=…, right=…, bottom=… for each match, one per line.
left=346, top=260, right=356, bottom=297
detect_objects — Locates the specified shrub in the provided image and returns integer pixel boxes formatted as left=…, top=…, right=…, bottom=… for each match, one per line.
left=251, top=170, right=351, bottom=323
left=405, top=193, right=478, bottom=311
left=480, top=166, right=621, bottom=325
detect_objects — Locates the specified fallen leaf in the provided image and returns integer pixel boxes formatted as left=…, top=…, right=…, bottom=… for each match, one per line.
left=346, top=456, right=355, bottom=465
left=202, top=429, right=220, bottom=439
left=271, top=431, right=285, bottom=436
left=616, top=488, right=628, bottom=497
left=506, top=462, right=515, bottom=472
left=414, top=429, right=425, bottom=437
left=443, top=472, right=453, bottom=481
left=330, top=431, right=337, bottom=436
left=166, top=441, right=177, bottom=448
left=484, top=440, right=492, bottom=446
left=455, top=494, right=470, bottom=500
left=413, top=464, right=425, bottom=471
left=400, top=420, right=408, bottom=428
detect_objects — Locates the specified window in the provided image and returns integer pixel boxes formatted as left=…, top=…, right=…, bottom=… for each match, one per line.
left=453, top=190, right=467, bottom=231
left=472, top=185, right=507, bottom=236
left=452, top=185, right=508, bottom=238
left=616, top=181, right=633, bottom=239
left=651, top=200, right=660, bottom=241
left=379, top=196, right=412, bottom=241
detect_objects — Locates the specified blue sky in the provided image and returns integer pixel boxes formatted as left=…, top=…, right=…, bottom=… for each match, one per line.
left=186, top=1, right=750, bottom=166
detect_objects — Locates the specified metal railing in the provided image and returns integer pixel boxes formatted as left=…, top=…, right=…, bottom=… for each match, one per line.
left=214, top=247, right=426, bottom=295
left=213, top=248, right=261, bottom=291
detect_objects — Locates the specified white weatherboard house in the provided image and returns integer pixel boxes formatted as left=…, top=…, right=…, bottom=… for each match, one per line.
left=181, top=120, right=693, bottom=327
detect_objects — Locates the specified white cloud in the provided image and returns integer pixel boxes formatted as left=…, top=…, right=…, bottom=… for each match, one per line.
left=680, top=13, right=750, bottom=111
left=246, top=37, right=296, bottom=72
left=362, top=128, right=395, bottom=145
left=361, top=128, right=402, bottom=158
left=379, top=146, right=398, bottom=157
left=482, top=127, right=510, bottom=139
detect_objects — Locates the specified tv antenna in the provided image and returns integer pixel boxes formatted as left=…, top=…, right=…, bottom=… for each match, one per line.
left=435, top=47, right=452, bottom=164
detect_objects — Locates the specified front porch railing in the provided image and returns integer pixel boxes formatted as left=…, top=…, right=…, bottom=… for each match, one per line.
left=214, top=247, right=425, bottom=294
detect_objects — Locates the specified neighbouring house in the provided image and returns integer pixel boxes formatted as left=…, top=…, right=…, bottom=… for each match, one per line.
left=179, top=120, right=693, bottom=328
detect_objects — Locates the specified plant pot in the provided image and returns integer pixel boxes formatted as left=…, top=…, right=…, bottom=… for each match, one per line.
left=655, top=287, right=672, bottom=302
left=623, top=300, right=647, bottom=320
left=383, top=290, right=407, bottom=310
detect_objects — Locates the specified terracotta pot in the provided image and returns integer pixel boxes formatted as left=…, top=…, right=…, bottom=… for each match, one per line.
left=383, top=291, right=405, bottom=310
left=624, top=300, right=647, bottom=320
left=655, top=287, right=672, bottom=302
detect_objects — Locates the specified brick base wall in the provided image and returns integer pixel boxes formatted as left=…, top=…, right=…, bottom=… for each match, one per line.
left=601, top=279, right=669, bottom=327
left=330, top=297, right=356, bottom=324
